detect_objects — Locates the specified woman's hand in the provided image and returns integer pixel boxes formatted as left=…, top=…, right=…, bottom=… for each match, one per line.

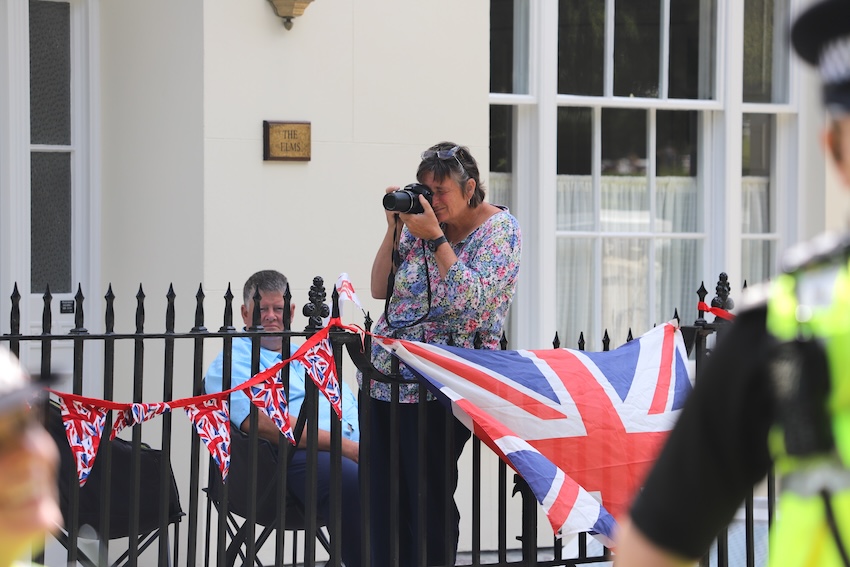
left=399, top=195, right=442, bottom=241
left=383, top=186, right=402, bottom=229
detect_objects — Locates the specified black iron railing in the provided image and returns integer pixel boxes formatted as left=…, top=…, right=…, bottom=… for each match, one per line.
left=1, top=273, right=767, bottom=567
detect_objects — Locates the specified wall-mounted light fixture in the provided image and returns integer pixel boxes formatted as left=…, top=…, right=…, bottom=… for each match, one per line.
left=267, top=0, right=315, bottom=30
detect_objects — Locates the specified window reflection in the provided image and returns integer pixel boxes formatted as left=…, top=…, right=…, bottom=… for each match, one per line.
left=602, top=109, right=648, bottom=231
left=557, top=107, right=593, bottom=230
left=489, top=105, right=514, bottom=210
left=31, top=153, right=72, bottom=293
left=742, top=113, right=776, bottom=286
left=669, top=0, right=716, bottom=99
left=742, top=113, right=773, bottom=233
left=490, top=0, right=529, bottom=94
left=614, top=0, right=660, bottom=98
left=30, top=0, right=71, bottom=145
left=743, top=0, right=790, bottom=103
left=657, top=110, right=700, bottom=233
left=602, top=109, right=647, bottom=177
left=490, top=106, right=513, bottom=175
left=558, top=0, right=605, bottom=96
left=30, top=0, right=72, bottom=294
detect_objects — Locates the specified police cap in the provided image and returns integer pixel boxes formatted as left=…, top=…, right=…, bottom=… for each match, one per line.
left=792, top=0, right=850, bottom=114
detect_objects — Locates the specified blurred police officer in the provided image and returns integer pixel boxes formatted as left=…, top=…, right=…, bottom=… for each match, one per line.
left=615, top=1, right=850, bottom=565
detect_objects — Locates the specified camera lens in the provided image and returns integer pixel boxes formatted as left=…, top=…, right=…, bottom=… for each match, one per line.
left=383, top=191, right=416, bottom=213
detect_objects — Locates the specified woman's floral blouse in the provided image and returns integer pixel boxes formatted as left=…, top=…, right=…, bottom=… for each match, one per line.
left=363, top=206, right=521, bottom=403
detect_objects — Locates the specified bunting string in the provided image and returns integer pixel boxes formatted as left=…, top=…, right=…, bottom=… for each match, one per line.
left=47, top=317, right=365, bottom=486
left=697, top=301, right=736, bottom=321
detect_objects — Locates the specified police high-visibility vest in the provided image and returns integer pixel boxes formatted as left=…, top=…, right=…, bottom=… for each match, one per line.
left=766, top=259, right=850, bottom=567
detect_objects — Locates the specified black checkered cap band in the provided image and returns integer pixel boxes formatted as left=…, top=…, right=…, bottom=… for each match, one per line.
left=820, top=35, right=850, bottom=85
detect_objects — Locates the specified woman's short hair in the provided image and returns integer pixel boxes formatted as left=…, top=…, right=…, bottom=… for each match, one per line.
left=416, top=141, right=486, bottom=208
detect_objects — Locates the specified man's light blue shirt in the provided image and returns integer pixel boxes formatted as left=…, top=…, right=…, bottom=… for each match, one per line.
left=205, top=336, right=359, bottom=441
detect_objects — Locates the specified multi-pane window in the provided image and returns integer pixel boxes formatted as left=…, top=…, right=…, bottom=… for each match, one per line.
left=741, top=0, right=790, bottom=286
left=742, top=114, right=777, bottom=286
left=557, top=0, right=714, bottom=347
left=553, top=105, right=705, bottom=347
left=29, top=0, right=73, bottom=294
left=490, top=0, right=792, bottom=350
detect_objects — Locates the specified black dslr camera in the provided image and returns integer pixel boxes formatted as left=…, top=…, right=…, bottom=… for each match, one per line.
left=382, top=183, right=433, bottom=214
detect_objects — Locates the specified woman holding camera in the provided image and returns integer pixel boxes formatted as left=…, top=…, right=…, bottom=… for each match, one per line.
left=365, top=141, right=521, bottom=567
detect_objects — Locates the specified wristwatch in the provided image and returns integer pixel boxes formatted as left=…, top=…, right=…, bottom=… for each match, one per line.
left=426, top=235, right=448, bottom=252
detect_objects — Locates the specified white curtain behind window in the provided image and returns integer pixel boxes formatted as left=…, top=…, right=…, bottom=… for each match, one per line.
left=556, top=175, right=701, bottom=350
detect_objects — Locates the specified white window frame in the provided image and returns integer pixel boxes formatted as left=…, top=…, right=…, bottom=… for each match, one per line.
left=0, top=0, right=101, bottom=363
left=491, top=0, right=805, bottom=349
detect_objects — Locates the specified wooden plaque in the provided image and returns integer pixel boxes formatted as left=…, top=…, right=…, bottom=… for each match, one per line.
left=263, top=121, right=311, bottom=161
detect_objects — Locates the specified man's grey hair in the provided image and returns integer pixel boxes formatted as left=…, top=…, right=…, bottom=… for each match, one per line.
left=242, top=269, right=289, bottom=306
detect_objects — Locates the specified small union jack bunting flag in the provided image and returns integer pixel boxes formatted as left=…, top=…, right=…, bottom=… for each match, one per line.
left=300, top=336, right=342, bottom=419
left=248, top=371, right=296, bottom=445
left=185, top=398, right=231, bottom=481
left=58, top=396, right=109, bottom=487
left=110, top=402, right=172, bottom=440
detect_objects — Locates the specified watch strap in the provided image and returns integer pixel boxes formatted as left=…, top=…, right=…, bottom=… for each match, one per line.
left=427, top=235, right=448, bottom=252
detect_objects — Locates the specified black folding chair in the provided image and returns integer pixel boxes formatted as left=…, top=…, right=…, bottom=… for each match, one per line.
left=203, top=423, right=332, bottom=567
left=47, top=400, right=184, bottom=567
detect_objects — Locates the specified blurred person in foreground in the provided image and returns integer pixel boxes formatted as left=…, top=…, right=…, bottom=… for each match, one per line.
left=0, top=347, right=61, bottom=567
left=614, top=1, right=850, bottom=565
left=364, top=142, right=521, bottom=566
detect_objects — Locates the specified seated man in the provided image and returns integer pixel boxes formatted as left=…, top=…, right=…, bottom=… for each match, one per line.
left=205, top=269, right=361, bottom=567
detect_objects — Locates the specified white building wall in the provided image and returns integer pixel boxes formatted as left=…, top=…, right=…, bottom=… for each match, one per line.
left=92, top=3, right=206, bottom=565
left=202, top=0, right=490, bottom=320
left=100, top=0, right=205, bottom=320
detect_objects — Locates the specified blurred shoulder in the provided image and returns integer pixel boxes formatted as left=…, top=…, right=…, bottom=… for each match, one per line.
left=737, top=280, right=771, bottom=313
left=782, top=231, right=850, bottom=274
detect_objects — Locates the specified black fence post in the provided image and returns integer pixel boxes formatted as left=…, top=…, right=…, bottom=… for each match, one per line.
left=302, top=276, right=328, bottom=566
left=159, top=285, right=177, bottom=566
left=513, top=473, right=538, bottom=566
left=186, top=284, right=206, bottom=567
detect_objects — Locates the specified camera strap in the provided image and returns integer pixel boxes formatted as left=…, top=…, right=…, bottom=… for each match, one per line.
left=383, top=215, right=432, bottom=330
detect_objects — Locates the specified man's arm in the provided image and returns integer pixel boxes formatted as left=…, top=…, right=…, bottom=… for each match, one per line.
left=613, top=519, right=695, bottom=567
left=241, top=412, right=359, bottom=463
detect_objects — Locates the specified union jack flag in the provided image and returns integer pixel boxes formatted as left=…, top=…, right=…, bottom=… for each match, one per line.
left=248, top=371, right=296, bottom=445
left=299, top=336, right=342, bottom=419
left=375, top=320, right=691, bottom=544
left=185, top=398, right=231, bottom=481
left=110, top=402, right=172, bottom=440
left=58, top=396, right=109, bottom=486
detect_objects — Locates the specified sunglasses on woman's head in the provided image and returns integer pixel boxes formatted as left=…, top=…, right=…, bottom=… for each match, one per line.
left=421, top=145, right=466, bottom=175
